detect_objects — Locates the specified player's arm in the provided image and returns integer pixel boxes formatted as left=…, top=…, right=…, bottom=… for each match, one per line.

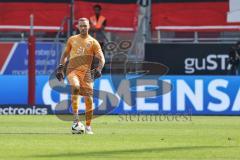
left=56, top=38, right=72, bottom=81
left=92, top=40, right=105, bottom=79
left=94, top=40, right=105, bottom=70
left=60, top=38, right=72, bottom=65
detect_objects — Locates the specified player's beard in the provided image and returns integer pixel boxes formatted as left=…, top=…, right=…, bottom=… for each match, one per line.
left=79, top=29, right=88, bottom=37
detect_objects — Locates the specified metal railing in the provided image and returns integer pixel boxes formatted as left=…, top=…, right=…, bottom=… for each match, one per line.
left=152, top=30, right=240, bottom=44
left=1, top=30, right=240, bottom=44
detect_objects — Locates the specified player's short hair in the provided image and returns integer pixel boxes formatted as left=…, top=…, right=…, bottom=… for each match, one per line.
left=78, top=18, right=90, bottom=25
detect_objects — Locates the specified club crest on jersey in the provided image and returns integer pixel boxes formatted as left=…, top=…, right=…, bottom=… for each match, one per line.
left=86, top=42, right=91, bottom=49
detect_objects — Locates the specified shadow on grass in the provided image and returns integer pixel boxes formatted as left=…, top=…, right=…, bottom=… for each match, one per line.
left=32, top=146, right=239, bottom=158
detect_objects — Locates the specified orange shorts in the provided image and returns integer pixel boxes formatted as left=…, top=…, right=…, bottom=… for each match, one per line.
left=66, top=68, right=93, bottom=96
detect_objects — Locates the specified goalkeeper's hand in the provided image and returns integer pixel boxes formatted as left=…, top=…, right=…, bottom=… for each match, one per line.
left=56, top=64, right=64, bottom=81
left=92, top=68, right=102, bottom=80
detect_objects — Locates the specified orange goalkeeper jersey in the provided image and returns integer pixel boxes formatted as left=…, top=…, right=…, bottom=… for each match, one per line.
left=65, top=34, right=104, bottom=74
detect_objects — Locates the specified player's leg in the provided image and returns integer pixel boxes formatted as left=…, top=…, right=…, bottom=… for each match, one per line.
left=80, top=76, right=94, bottom=134
left=67, top=71, right=81, bottom=122
left=84, top=96, right=93, bottom=126
left=84, top=96, right=94, bottom=134
left=71, top=86, right=80, bottom=122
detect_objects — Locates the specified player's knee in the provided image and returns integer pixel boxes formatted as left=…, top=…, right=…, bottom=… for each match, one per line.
left=72, top=87, right=80, bottom=95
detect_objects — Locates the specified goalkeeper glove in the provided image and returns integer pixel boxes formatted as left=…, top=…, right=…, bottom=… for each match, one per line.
left=56, top=64, right=64, bottom=81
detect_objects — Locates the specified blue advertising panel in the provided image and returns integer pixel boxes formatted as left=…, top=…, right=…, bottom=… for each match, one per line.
left=0, top=75, right=239, bottom=115
left=0, top=42, right=63, bottom=75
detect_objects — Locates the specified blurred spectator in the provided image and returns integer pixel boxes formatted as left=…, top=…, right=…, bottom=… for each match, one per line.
left=228, top=41, right=240, bottom=75
left=90, top=4, right=107, bottom=73
left=89, top=4, right=107, bottom=46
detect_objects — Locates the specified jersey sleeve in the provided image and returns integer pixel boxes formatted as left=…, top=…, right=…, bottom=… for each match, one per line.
left=93, top=39, right=105, bottom=70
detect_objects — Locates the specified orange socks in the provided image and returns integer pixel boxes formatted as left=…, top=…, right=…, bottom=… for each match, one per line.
left=85, top=96, right=93, bottom=126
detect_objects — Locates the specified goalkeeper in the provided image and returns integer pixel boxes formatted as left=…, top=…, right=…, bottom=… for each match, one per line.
left=56, top=17, right=105, bottom=134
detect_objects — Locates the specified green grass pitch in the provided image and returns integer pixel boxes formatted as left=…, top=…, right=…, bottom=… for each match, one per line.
left=0, top=115, right=239, bottom=160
